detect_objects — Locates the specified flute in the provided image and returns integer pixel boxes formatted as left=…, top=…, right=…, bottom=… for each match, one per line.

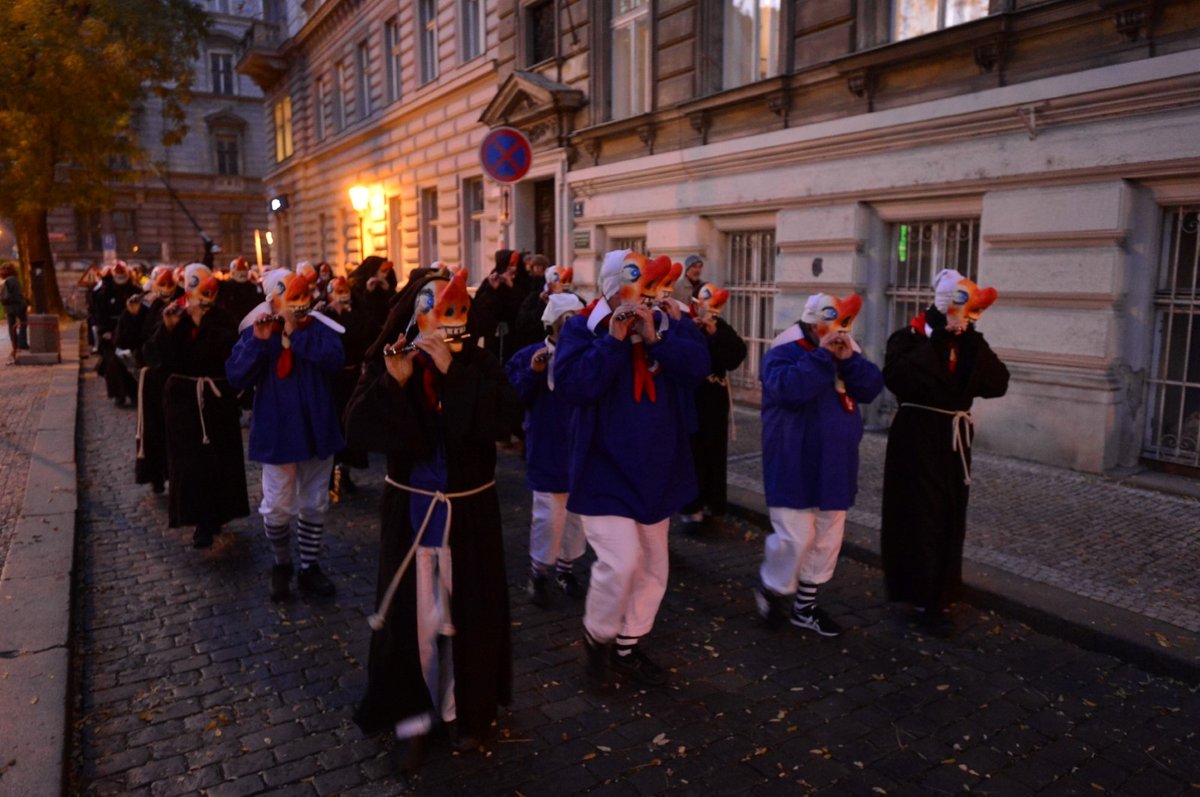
left=383, top=332, right=471, bottom=357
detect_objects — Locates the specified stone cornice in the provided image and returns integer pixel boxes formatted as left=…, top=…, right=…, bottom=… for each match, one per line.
left=984, top=230, right=1128, bottom=250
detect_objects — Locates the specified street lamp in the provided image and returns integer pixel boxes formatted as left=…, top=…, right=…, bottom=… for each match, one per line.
left=349, top=185, right=370, bottom=258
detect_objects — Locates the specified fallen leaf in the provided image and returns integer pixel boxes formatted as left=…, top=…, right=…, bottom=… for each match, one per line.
left=936, top=684, right=950, bottom=691
left=596, top=745, right=611, bottom=752
left=1153, top=632, right=1172, bottom=649
left=582, top=752, right=596, bottom=761
left=652, top=733, right=669, bottom=746
left=29, top=696, right=38, bottom=705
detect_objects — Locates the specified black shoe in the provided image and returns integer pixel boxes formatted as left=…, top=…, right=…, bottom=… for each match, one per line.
left=754, top=586, right=790, bottom=630
left=790, top=605, right=843, bottom=637
left=297, top=563, right=336, bottom=597
left=527, top=574, right=550, bottom=607
left=914, top=608, right=955, bottom=639
left=583, top=633, right=611, bottom=687
left=610, top=646, right=669, bottom=686
left=555, top=571, right=586, bottom=600
left=339, top=465, right=358, bottom=495
left=270, top=563, right=293, bottom=602
left=151, top=480, right=165, bottom=495
left=192, top=524, right=215, bottom=549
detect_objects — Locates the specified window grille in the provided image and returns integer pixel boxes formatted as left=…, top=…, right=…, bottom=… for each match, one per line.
left=610, top=237, right=646, bottom=254
left=725, top=230, right=777, bottom=392
left=1143, top=207, right=1200, bottom=469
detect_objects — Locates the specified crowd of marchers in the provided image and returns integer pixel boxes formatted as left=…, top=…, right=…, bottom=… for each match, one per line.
left=81, top=245, right=1007, bottom=776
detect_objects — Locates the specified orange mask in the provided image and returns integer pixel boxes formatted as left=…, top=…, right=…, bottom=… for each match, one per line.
left=183, top=264, right=219, bottom=308
left=415, top=269, right=471, bottom=351
left=934, top=270, right=997, bottom=331
left=151, top=266, right=176, bottom=301
left=230, top=257, right=252, bottom=283
left=694, top=283, right=730, bottom=318
left=656, top=262, right=685, bottom=303
left=327, top=276, right=351, bottom=307
left=802, top=293, right=862, bottom=337
left=283, top=271, right=318, bottom=321
left=543, top=265, right=573, bottom=294
left=615, top=253, right=672, bottom=308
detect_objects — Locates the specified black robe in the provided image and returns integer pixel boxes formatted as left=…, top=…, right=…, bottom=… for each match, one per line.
left=346, top=345, right=520, bottom=740
left=879, top=319, right=1009, bottom=611
left=116, top=298, right=170, bottom=488
left=468, top=249, right=531, bottom=364
left=682, top=316, right=748, bottom=516
left=215, top=279, right=262, bottom=328
left=348, top=256, right=397, bottom=332
left=326, top=302, right=375, bottom=469
left=94, top=276, right=140, bottom=402
left=144, top=307, right=249, bottom=529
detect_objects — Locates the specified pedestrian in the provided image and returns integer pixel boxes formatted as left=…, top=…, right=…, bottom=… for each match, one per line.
left=554, top=249, right=710, bottom=687
left=1, top=264, right=29, bottom=359
left=675, top=254, right=705, bottom=304
left=754, top=293, right=883, bottom=637
left=143, top=263, right=249, bottom=549
left=880, top=269, right=1009, bottom=637
left=226, top=268, right=346, bottom=601
left=470, top=248, right=532, bottom=364
left=678, top=282, right=747, bottom=535
left=505, top=291, right=589, bottom=608
left=94, top=261, right=140, bottom=406
left=347, top=267, right=519, bottom=772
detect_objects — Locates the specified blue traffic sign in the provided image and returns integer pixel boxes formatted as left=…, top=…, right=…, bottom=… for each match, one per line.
left=480, top=126, right=532, bottom=184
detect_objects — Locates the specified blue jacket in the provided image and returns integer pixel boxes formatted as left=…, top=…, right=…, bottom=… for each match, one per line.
left=553, top=312, right=710, bottom=524
left=506, top=340, right=574, bottom=494
left=760, top=342, right=883, bottom=511
left=226, top=322, right=346, bottom=465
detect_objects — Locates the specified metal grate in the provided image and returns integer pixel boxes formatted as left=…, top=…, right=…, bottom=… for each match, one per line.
left=1143, top=207, right=1200, bottom=468
left=725, top=230, right=777, bottom=392
left=610, top=237, right=646, bottom=254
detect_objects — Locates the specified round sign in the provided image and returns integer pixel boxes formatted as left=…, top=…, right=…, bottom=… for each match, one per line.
left=480, top=126, right=533, bottom=184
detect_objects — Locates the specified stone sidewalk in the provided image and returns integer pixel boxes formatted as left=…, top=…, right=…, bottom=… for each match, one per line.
left=64, top=356, right=1200, bottom=796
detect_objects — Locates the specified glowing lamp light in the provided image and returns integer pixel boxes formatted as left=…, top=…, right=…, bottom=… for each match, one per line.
left=349, top=185, right=370, bottom=213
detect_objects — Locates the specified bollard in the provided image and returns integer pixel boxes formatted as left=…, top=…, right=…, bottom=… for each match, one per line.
left=26, top=314, right=62, bottom=362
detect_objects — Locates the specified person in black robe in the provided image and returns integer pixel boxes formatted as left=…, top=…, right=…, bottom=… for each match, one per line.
left=679, top=284, right=747, bottom=535
left=144, top=264, right=249, bottom=549
left=512, top=253, right=550, bottom=353
left=348, top=255, right=398, bottom=332
left=880, top=269, right=1009, bottom=637
left=116, top=267, right=179, bottom=494
left=95, top=262, right=140, bottom=406
left=469, top=248, right=532, bottom=364
left=322, top=276, right=374, bottom=502
left=216, top=257, right=264, bottom=327
left=346, top=268, right=519, bottom=772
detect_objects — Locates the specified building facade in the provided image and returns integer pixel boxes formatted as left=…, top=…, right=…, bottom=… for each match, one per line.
left=47, top=1, right=270, bottom=277
left=241, top=0, right=1200, bottom=477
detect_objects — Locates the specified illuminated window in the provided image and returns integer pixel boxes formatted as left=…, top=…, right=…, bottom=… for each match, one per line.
left=273, top=95, right=293, bottom=161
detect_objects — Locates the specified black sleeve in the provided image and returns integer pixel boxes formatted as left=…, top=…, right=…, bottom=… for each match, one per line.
left=442, top=350, right=523, bottom=447
left=709, top=318, right=748, bottom=373
left=344, top=358, right=436, bottom=456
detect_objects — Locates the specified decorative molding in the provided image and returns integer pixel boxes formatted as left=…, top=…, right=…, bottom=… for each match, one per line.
left=766, top=89, right=791, bottom=122
left=775, top=281, right=857, bottom=294
left=983, top=230, right=1128, bottom=250
left=583, top=138, right=602, bottom=167
left=973, top=38, right=1005, bottom=74
left=990, top=292, right=1119, bottom=310
left=636, top=123, right=656, bottom=154
left=776, top=238, right=863, bottom=255
left=992, top=348, right=1111, bottom=372
left=688, top=111, right=710, bottom=145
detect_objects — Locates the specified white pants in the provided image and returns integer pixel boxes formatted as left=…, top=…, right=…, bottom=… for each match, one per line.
left=259, top=457, right=334, bottom=527
left=759, top=507, right=846, bottom=595
left=530, top=491, right=586, bottom=569
left=581, top=515, right=669, bottom=643
left=392, top=546, right=456, bottom=740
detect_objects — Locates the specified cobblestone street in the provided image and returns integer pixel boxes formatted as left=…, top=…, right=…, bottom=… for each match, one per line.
left=70, top=362, right=1200, bottom=796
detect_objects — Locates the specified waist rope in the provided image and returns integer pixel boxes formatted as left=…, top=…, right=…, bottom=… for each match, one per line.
left=135, top=367, right=148, bottom=459
left=367, top=477, right=497, bottom=633
left=172, top=375, right=223, bottom=446
left=899, top=403, right=974, bottom=485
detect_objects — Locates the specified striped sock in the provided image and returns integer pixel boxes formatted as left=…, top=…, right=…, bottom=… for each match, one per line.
left=555, top=558, right=576, bottom=576
left=794, top=582, right=819, bottom=615
left=615, top=634, right=639, bottom=658
left=296, top=518, right=323, bottom=569
left=264, top=522, right=292, bottom=566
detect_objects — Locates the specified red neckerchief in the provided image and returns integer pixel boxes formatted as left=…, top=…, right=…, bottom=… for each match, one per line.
left=911, top=312, right=957, bottom=373
left=415, top=353, right=443, bottom=414
left=594, top=309, right=657, bottom=403
left=795, top=337, right=855, bottom=414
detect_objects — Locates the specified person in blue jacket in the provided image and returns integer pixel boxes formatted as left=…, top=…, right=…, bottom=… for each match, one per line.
left=755, top=293, right=883, bottom=637
left=554, top=249, right=710, bottom=687
left=506, top=292, right=589, bottom=607
left=227, top=268, right=346, bottom=602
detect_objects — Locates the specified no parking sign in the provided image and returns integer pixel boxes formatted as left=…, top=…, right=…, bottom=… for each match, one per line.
left=479, top=126, right=532, bottom=184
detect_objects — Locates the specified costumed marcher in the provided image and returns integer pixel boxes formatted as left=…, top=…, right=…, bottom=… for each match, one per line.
left=880, top=269, right=1009, bottom=637
left=512, top=253, right=552, bottom=352
left=678, top=283, right=747, bottom=535
left=143, top=263, right=249, bottom=548
left=321, top=276, right=375, bottom=503
left=316, top=261, right=335, bottom=301
left=1, top=264, right=29, bottom=359
left=94, top=261, right=141, bottom=406
left=555, top=249, right=710, bottom=687
left=217, top=257, right=264, bottom=325
left=226, top=268, right=346, bottom=601
left=505, top=291, right=589, bottom=608
left=346, top=267, right=518, bottom=772
left=348, top=256, right=397, bottom=331
left=116, top=266, right=179, bottom=493
left=754, top=293, right=883, bottom=637
left=469, top=249, right=531, bottom=364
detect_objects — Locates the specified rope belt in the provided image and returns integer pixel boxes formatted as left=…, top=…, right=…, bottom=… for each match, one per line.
left=899, top=403, right=974, bottom=485
left=367, top=476, right=497, bottom=632
left=171, top=375, right=223, bottom=446
left=135, top=367, right=149, bottom=459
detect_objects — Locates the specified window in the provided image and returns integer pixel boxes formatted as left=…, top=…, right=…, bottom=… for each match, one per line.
left=211, top=0, right=231, bottom=13
left=210, top=52, right=235, bottom=95
left=220, top=213, right=243, bottom=257
left=273, top=95, right=293, bottom=161
left=1143, top=207, right=1200, bottom=468
left=75, top=209, right=103, bottom=252
left=526, top=0, right=555, bottom=65
left=112, top=210, right=138, bottom=254
left=215, top=132, right=240, bottom=175
left=420, top=187, right=440, bottom=264
left=611, top=0, right=650, bottom=119
left=419, top=0, right=439, bottom=85
left=463, top=178, right=485, bottom=282
left=355, top=40, right=372, bottom=119
left=610, top=236, right=646, bottom=254
left=725, top=230, right=777, bottom=391
left=723, top=0, right=780, bottom=90
left=314, top=78, right=327, bottom=141
left=462, top=0, right=486, bottom=61
left=385, top=17, right=403, bottom=103
left=892, top=0, right=989, bottom=42
left=332, top=63, right=346, bottom=131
